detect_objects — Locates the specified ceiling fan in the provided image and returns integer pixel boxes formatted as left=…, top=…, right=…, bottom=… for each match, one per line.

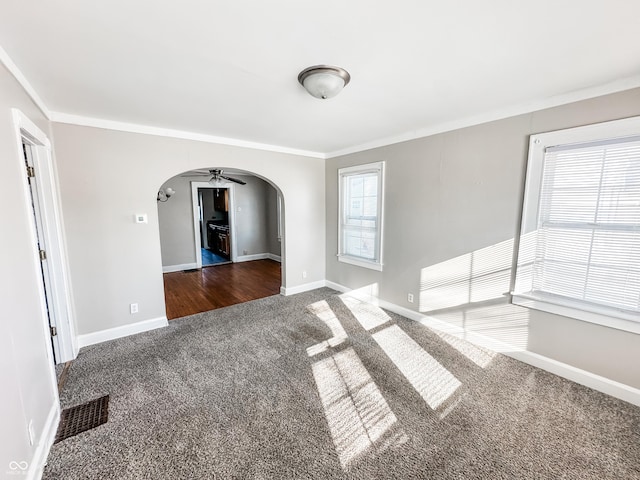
left=185, top=169, right=247, bottom=185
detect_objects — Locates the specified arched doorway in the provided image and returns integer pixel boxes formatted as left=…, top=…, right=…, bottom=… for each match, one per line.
left=157, top=167, right=285, bottom=319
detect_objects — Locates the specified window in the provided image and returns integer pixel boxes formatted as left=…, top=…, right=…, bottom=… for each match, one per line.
left=513, top=116, right=640, bottom=334
left=338, top=162, right=385, bottom=271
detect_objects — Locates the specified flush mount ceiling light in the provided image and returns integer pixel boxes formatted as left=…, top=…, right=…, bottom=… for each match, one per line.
left=298, top=65, right=351, bottom=99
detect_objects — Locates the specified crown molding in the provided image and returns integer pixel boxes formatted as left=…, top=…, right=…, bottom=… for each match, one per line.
left=3, top=43, right=640, bottom=161
left=49, top=112, right=326, bottom=159
left=325, top=74, right=640, bottom=158
left=0, top=44, right=323, bottom=158
left=0, top=46, right=51, bottom=119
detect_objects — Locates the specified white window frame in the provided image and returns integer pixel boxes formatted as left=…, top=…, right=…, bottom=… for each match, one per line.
left=338, top=161, right=385, bottom=271
left=513, top=116, right=640, bottom=334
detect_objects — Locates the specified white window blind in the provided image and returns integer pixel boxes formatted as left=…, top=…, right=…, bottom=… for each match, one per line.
left=535, top=137, right=640, bottom=313
left=515, top=131, right=640, bottom=329
left=338, top=162, right=385, bottom=270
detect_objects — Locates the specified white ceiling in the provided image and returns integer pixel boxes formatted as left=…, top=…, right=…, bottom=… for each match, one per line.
left=2, top=0, right=640, bottom=157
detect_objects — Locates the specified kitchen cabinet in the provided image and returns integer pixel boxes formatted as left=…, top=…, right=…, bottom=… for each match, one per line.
left=218, top=231, right=230, bottom=257
left=207, top=222, right=230, bottom=260
left=214, top=189, right=229, bottom=212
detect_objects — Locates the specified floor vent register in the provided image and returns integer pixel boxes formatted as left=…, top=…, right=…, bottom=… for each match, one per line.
left=55, top=395, right=109, bottom=443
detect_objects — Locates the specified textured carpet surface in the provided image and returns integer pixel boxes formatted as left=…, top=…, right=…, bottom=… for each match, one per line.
left=44, top=288, right=640, bottom=479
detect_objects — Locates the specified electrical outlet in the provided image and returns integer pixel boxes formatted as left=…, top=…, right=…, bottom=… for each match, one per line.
left=302, top=270, right=307, bottom=279
left=407, top=293, right=414, bottom=303
left=130, top=303, right=139, bottom=314
left=243, top=249, right=248, bottom=255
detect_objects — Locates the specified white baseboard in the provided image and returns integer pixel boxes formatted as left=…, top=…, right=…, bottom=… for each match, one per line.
left=77, top=316, right=168, bottom=348
left=280, top=280, right=326, bottom=296
left=236, top=253, right=269, bottom=262
left=325, top=280, right=424, bottom=320
left=506, top=350, right=640, bottom=407
left=162, top=263, right=197, bottom=273
left=324, top=280, right=348, bottom=293
left=324, top=280, right=640, bottom=407
left=27, top=401, right=60, bottom=480
left=235, top=253, right=281, bottom=263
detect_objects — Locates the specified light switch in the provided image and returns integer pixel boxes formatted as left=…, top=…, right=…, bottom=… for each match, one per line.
left=135, top=214, right=148, bottom=224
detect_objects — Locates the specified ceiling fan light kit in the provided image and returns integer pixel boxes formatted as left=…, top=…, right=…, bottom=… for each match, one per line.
left=298, top=65, right=351, bottom=99
left=208, top=169, right=246, bottom=185
left=178, top=169, right=247, bottom=185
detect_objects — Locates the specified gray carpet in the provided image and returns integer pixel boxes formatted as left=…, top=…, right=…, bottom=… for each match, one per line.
left=44, top=288, right=640, bottom=479
left=55, top=363, right=64, bottom=382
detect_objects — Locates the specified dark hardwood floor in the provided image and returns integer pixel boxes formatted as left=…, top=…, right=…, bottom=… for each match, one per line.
left=163, top=259, right=282, bottom=320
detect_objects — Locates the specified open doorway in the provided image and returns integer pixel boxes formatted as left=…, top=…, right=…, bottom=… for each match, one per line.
left=192, top=182, right=238, bottom=268
left=157, top=168, right=284, bottom=319
left=198, top=187, right=231, bottom=266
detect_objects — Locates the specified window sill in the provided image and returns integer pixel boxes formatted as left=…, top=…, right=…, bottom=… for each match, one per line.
left=512, top=293, right=640, bottom=335
left=338, top=255, right=383, bottom=271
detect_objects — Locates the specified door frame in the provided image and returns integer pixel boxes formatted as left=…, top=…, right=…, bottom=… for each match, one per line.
left=12, top=109, right=77, bottom=363
left=191, top=181, right=237, bottom=268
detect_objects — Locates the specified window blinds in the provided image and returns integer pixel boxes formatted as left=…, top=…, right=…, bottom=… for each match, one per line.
left=532, top=136, right=640, bottom=315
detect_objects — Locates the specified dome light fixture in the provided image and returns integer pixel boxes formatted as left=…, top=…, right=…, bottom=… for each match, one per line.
left=298, top=65, right=351, bottom=99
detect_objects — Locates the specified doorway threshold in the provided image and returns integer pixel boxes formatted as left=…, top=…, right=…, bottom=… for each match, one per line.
left=203, top=261, right=232, bottom=267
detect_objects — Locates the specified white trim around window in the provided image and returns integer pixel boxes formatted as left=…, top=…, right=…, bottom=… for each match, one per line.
left=338, top=161, right=385, bottom=271
left=513, top=115, right=640, bottom=334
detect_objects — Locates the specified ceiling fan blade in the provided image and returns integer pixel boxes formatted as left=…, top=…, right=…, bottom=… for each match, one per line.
left=180, top=169, right=211, bottom=177
left=220, top=174, right=246, bottom=185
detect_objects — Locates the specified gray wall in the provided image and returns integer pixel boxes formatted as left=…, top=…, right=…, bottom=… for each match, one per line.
left=0, top=63, right=59, bottom=473
left=158, top=174, right=281, bottom=267
left=326, top=88, right=640, bottom=389
left=52, top=123, right=325, bottom=336
left=157, top=175, right=200, bottom=266
left=234, top=175, right=278, bottom=257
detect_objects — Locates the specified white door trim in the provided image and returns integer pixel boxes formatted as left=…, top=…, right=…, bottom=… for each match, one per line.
left=12, top=109, right=78, bottom=363
left=190, top=181, right=237, bottom=268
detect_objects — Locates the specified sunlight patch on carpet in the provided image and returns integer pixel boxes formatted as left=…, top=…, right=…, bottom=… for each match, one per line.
left=373, top=325, right=461, bottom=409
left=306, top=300, right=348, bottom=357
left=312, top=347, right=406, bottom=468
left=431, top=329, right=496, bottom=368
left=339, top=295, right=391, bottom=331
